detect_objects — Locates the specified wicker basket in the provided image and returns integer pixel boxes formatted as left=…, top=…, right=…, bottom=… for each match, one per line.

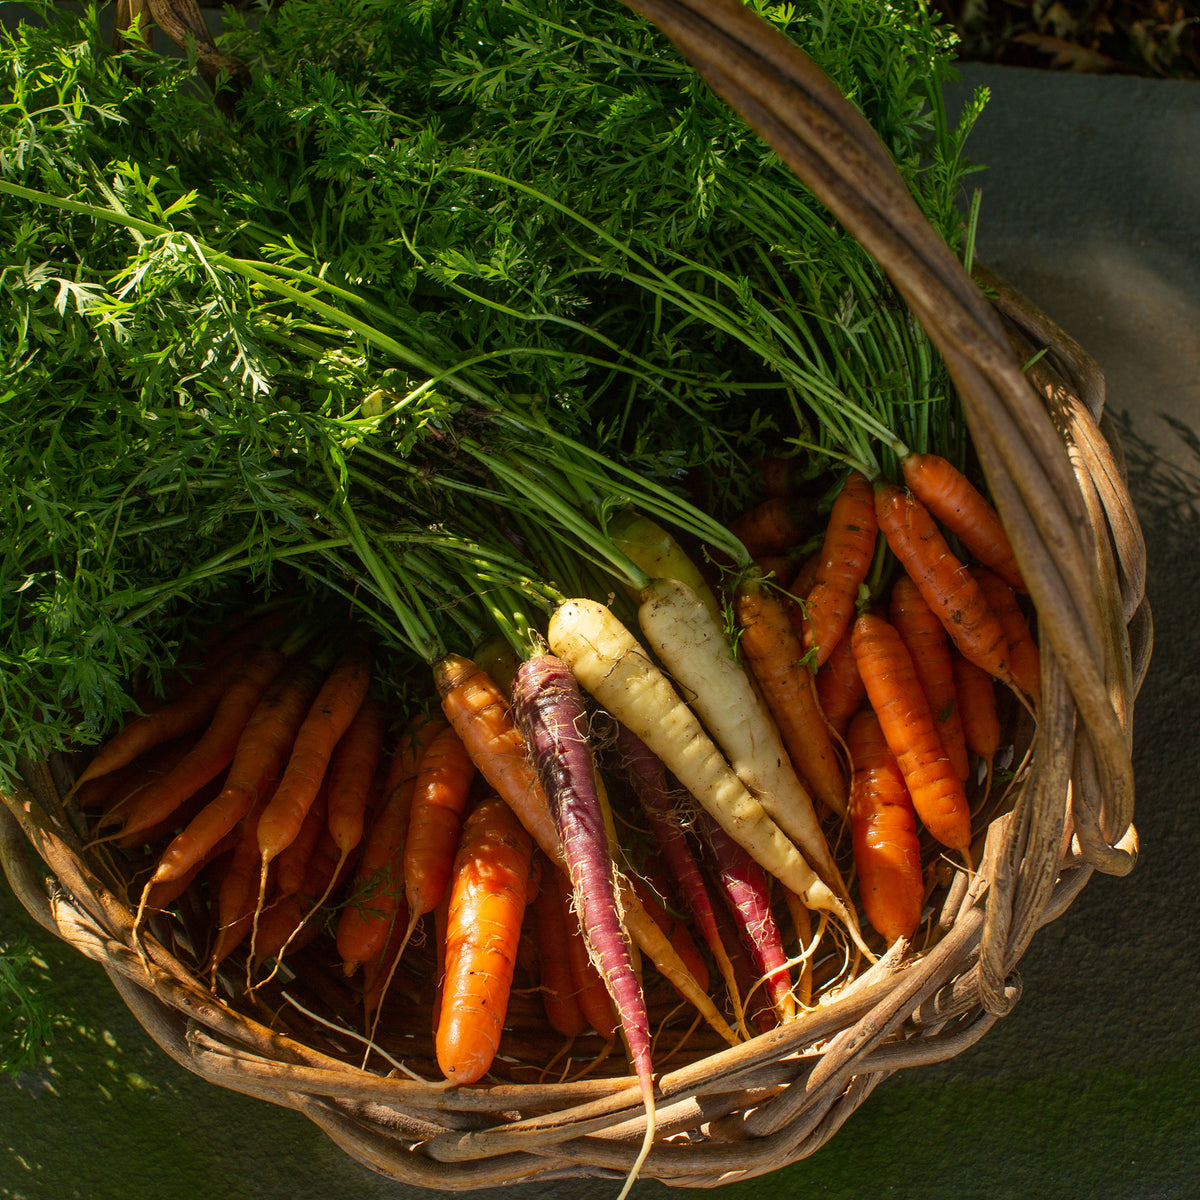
left=0, top=0, right=1151, bottom=1189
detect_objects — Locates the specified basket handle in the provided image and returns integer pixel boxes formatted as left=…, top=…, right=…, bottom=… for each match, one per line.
left=620, top=0, right=1136, bottom=878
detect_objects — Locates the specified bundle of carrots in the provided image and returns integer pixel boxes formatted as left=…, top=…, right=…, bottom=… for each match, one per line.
left=62, top=441, right=1039, bottom=1200
left=731, top=448, right=1040, bottom=946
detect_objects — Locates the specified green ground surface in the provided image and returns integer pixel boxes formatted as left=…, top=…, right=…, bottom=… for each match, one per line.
left=3, top=45, right=1200, bottom=1200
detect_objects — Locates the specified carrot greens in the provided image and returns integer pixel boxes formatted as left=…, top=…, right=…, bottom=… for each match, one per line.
left=0, top=0, right=986, bottom=783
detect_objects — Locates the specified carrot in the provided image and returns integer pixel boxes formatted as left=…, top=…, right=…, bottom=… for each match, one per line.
left=397, top=722, right=477, bottom=955
left=249, top=886, right=322, bottom=968
left=970, top=566, right=1041, bottom=701
left=709, top=881, right=777, bottom=1035
left=874, top=483, right=1017, bottom=689
left=548, top=598, right=865, bottom=952
left=731, top=573, right=850, bottom=823
left=815, top=629, right=867, bottom=740
left=432, top=654, right=560, bottom=857
left=337, top=828, right=411, bottom=981
left=800, top=470, right=878, bottom=667
left=261, top=814, right=363, bottom=968
left=728, top=495, right=814, bottom=559
left=96, top=733, right=202, bottom=830
left=510, top=653, right=655, bottom=1128
left=697, top=810, right=795, bottom=1022
left=145, top=655, right=329, bottom=886
left=208, top=787, right=278, bottom=981
left=255, top=641, right=373, bottom=870
left=324, top=695, right=387, bottom=862
left=335, top=715, right=443, bottom=978
left=68, top=611, right=287, bottom=795
left=888, top=574, right=970, bottom=782
left=851, top=611, right=972, bottom=857
left=118, top=768, right=226, bottom=851
left=362, top=906, right=416, bottom=1032
left=785, top=551, right=821, bottom=642
left=562, top=878, right=619, bottom=1041
left=900, top=451, right=1025, bottom=592
left=434, top=651, right=740, bottom=1047
left=638, top=575, right=848, bottom=881
left=610, top=721, right=742, bottom=1027
left=756, top=453, right=811, bottom=499
left=140, top=827, right=239, bottom=917
left=110, top=647, right=290, bottom=842
left=609, top=509, right=724, bottom=630
left=274, top=779, right=330, bottom=899
left=530, top=859, right=589, bottom=1038
left=630, top=874, right=709, bottom=996
left=847, top=709, right=925, bottom=946
left=787, top=551, right=822, bottom=602
left=76, top=755, right=150, bottom=813
left=950, top=650, right=1002, bottom=789
left=436, top=795, right=534, bottom=1085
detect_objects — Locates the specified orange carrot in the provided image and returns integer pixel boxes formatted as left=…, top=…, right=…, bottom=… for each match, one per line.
left=432, top=654, right=560, bottom=860
left=76, top=754, right=150, bottom=813
left=847, top=709, right=924, bottom=946
left=147, top=656, right=327, bottom=879
left=531, top=860, right=588, bottom=1039
left=815, top=629, right=867, bottom=740
left=208, top=787, right=278, bottom=979
left=561, top=873, right=619, bottom=1040
left=335, top=714, right=445, bottom=977
left=787, top=551, right=822, bottom=602
left=140, top=827, right=239, bottom=916
left=900, top=451, right=1025, bottom=592
left=436, top=795, right=534, bottom=1085
left=950, top=650, right=1002, bottom=785
left=69, top=612, right=286, bottom=795
left=888, top=574, right=970, bottom=782
left=97, top=733, right=202, bottom=828
left=255, top=821, right=353, bottom=967
left=728, top=495, right=813, bottom=559
left=753, top=456, right=801, bottom=499
left=801, top=470, right=878, bottom=667
left=785, top=551, right=821, bottom=642
left=874, top=483, right=1017, bottom=689
left=851, top=611, right=972, bottom=857
left=755, top=552, right=803, bottom=585
left=274, top=779, right=330, bottom=899
left=970, top=566, right=1041, bottom=701
left=112, top=647, right=289, bottom=842
left=118, top=769, right=227, bottom=851
left=324, top=695, right=387, bottom=860
left=402, top=722, right=477, bottom=936
left=255, top=641, right=372, bottom=868
left=734, top=575, right=848, bottom=820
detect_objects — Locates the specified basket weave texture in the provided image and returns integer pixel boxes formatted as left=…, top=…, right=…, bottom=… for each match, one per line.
left=0, top=0, right=1151, bottom=1189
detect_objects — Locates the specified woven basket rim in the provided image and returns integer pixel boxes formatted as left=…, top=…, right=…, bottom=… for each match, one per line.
left=2, top=0, right=1151, bottom=1188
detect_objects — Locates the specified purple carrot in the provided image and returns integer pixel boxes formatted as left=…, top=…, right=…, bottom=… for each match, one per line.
left=708, top=876, right=779, bottom=1036
left=697, top=809, right=797, bottom=1023
left=510, top=654, right=656, bottom=1187
left=612, top=720, right=747, bottom=1033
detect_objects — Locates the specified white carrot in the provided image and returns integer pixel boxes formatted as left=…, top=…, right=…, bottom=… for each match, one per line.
left=547, top=597, right=867, bottom=950
left=636, top=575, right=848, bottom=898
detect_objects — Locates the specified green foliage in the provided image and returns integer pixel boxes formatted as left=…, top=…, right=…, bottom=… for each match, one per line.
left=0, top=939, right=52, bottom=1076
left=0, top=0, right=988, bottom=776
